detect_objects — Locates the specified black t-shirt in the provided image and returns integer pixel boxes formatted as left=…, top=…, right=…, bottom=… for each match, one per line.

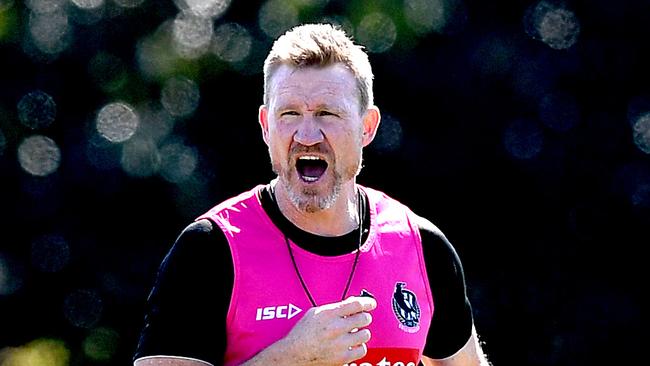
left=134, top=186, right=473, bottom=364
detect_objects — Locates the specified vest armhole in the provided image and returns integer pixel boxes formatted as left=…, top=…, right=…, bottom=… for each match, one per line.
left=406, top=211, right=436, bottom=316
left=194, top=216, right=240, bottom=334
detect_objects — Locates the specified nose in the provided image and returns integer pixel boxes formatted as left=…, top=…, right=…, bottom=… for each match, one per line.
left=293, top=118, right=324, bottom=146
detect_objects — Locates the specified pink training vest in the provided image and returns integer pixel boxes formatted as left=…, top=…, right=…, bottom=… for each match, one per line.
left=197, top=185, right=433, bottom=366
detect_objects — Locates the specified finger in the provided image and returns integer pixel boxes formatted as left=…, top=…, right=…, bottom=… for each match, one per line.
left=345, top=311, right=372, bottom=330
left=345, top=328, right=371, bottom=346
left=344, top=342, right=368, bottom=362
left=336, top=296, right=377, bottom=317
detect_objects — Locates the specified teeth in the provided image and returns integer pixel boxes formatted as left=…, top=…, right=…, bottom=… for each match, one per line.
left=298, top=155, right=323, bottom=161
left=302, top=176, right=318, bottom=182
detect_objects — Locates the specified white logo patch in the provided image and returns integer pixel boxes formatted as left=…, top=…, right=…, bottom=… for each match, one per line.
left=255, top=303, right=302, bottom=321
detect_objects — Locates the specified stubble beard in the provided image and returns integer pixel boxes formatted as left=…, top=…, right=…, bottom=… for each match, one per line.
left=271, top=154, right=361, bottom=214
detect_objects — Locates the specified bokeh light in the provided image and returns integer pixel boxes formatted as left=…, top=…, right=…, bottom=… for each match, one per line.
left=626, top=95, right=650, bottom=127
left=0, top=253, right=24, bottom=296
left=172, top=10, right=213, bottom=58
left=31, top=234, right=70, bottom=273
left=112, top=0, right=146, bottom=8
left=258, top=0, right=299, bottom=39
left=70, top=0, right=104, bottom=10
left=503, top=119, right=544, bottom=160
left=632, top=112, right=650, bottom=154
left=63, top=288, right=103, bottom=328
left=404, top=0, right=446, bottom=35
left=212, top=22, right=252, bottom=64
left=524, top=1, right=580, bottom=50
left=96, top=102, right=139, bottom=143
left=160, top=76, right=200, bottom=118
left=82, top=327, right=120, bottom=362
left=17, top=90, right=57, bottom=130
left=173, top=0, right=232, bottom=19
left=26, top=0, right=65, bottom=14
left=355, top=12, right=396, bottom=53
left=0, top=338, right=70, bottom=366
left=539, top=92, right=581, bottom=132
left=17, top=135, right=61, bottom=176
left=227, top=36, right=267, bottom=76
left=159, top=141, right=198, bottom=183
left=120, top=137, right=160, bottom=177
left=27, top=9, right=72, bottom=56
left=67, top=0, right=104, bottom=25
left=136, top=102, right=175, bottom=143
left=136, top=21, right=177, bottom=80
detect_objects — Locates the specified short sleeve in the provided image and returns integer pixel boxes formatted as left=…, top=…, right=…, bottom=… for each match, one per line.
left=133, top=219, right=234, bottom=365
left=415, top=216, right=474, bottom=359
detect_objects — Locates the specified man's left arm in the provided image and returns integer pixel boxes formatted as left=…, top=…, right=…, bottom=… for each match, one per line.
left=414, top=215, right=491, bottom=366
left=421, top=326, right=490, bottom=366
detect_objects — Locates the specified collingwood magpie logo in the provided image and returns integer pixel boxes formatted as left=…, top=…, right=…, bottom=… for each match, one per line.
left=392, top=282, right=421, bottom=333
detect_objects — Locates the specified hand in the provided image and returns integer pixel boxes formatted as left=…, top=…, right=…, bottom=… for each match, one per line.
left=281, top=296, right=377, bottom=365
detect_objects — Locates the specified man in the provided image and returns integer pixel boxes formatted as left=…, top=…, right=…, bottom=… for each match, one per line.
left=134, top=23, right=490, bottom=366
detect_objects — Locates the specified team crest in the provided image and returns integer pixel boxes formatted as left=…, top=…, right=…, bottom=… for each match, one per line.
left=392, top=282, right=421, bottom=333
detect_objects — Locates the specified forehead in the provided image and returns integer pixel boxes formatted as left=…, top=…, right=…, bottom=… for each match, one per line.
left=269, top=63, right=359, bottom=107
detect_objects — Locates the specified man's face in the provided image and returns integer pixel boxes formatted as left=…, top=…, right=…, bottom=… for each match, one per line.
left=259, top=63, right=379, bottom=213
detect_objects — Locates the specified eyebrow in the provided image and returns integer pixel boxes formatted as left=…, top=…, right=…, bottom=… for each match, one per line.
left=275, top=101, right=348, bottom=114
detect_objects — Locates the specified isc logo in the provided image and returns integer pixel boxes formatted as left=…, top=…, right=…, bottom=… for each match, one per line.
left=255, top=303, right=302, bottom=321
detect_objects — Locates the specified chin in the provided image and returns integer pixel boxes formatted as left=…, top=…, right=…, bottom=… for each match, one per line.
left=286, top=179, right=341, bottom=213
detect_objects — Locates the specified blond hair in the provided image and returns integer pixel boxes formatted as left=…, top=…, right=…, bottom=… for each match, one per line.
left=263, top=23, right=374, bottom=112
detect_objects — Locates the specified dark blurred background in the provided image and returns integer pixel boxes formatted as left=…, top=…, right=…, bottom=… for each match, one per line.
left=1, top=0, right=648, bottom=365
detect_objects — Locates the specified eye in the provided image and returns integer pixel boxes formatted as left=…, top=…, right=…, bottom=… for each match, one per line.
left=280, top=111, right=300, bottom=117
left=316, top=110, right=339, bottom=117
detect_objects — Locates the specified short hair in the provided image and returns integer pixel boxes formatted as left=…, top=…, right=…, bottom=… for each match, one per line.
left=263, top=23, right=374, bottom=112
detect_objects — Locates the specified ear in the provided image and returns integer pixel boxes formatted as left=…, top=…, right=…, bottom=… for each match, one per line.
left=259, top=105, right=270, bottom=146
left=361, top=106, right=381, bottom=147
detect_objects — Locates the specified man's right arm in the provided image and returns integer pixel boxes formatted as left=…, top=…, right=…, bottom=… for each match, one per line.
left=133, top=219, right=232, bottom=366
left=134, top=297, right=377, bottom=366
left=133, top=220, right=377, bottom=366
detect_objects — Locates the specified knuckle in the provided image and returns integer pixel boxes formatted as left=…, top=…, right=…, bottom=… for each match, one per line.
left=332, top=321, right=349, bottom=335
left=352, top=300, right=364, bottom=312
left=344, top=301, right=362, bottom=315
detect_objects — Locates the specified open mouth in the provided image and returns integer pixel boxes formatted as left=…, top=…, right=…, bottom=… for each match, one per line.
left=296, top=155, right=328, bottom=182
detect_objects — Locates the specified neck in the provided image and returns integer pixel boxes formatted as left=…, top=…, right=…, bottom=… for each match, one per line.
left=273, top=179, right=359, bottom=237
